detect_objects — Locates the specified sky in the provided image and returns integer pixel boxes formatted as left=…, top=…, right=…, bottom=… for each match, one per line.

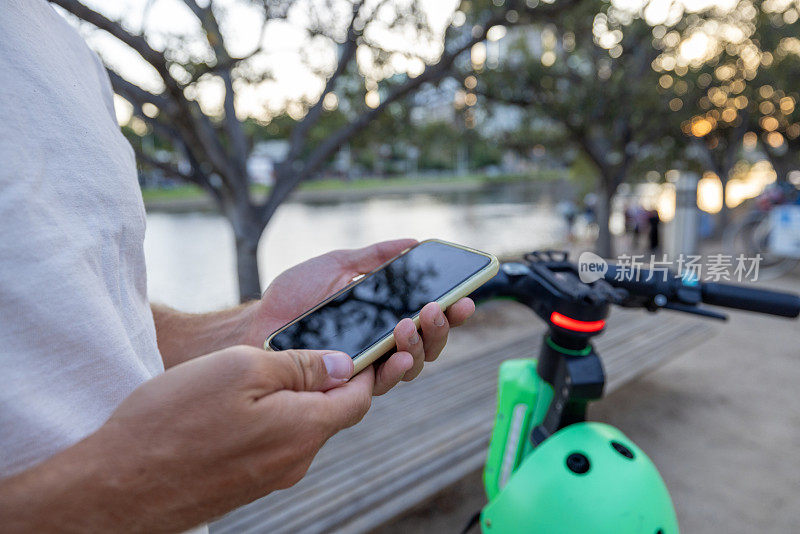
left=65, top=0, right=459, bottom=123
left=58, top=0, right=740, bottom=125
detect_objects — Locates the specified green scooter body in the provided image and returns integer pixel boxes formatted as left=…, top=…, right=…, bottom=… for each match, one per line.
left=482, top=359, right=678, bottom=533
left=483, top=359, right=553, bottom=500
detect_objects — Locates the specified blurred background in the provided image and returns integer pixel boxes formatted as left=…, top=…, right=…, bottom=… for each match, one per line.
left=51, top=0, right=800, bottom=531
left=53, top=0, right=800, bottom=311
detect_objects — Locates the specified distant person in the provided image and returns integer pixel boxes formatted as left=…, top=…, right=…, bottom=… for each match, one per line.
left=648, top=209, right=661, bottom=252
left=0, top=2, right=475, bottom=531
left=556, top=199, right=578, bottom=241
left=583, top=192, right=598, bottom=225
left=630, top=204, right=650, bottom=250
left=699, top=210, right=714, bottom=240
left=624, top=203, right=636, bottom=248
left=624, top=203, right=635, bottom=234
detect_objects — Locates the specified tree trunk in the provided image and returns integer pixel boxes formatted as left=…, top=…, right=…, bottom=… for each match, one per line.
left=223, top=196, right=266, bottom=303
left=227, top=167, right=305, bottom=303
left=235, top=229, right=262, bottom=302
left=595, top=180, right=614, bottom=258
left=715, top=174, right=730, bottom=237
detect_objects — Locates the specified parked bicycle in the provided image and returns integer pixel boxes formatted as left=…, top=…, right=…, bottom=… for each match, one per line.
left=723, top=182, right=800, bottom=279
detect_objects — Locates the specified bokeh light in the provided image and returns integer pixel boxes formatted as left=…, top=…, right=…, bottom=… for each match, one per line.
left=697, top=172, right=723, bottom=214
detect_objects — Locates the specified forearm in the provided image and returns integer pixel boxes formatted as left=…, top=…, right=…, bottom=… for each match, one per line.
left=151, top=302, right=260, bottom=368
left=1, top=437, right=116, bottom=532
left=0, top=429, right=203, bottom=533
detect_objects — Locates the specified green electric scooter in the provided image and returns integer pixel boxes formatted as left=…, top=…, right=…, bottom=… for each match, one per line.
left=466, top=251, right=800, bottom=534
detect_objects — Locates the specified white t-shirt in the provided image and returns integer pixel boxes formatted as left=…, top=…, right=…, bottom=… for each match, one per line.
left=0, top=0, right=164, bottom=477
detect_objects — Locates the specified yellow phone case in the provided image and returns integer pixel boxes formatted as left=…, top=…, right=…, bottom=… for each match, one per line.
left=264, top=239, right=499, bottom=374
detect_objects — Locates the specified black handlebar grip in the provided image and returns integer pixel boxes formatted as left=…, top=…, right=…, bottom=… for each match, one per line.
left=469, top=269, right=512, bottom=303
left=701, top=282, right=800, bottom=318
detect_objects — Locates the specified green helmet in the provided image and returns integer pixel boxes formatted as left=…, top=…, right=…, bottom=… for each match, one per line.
left=481, top=422, right=678, bottom=534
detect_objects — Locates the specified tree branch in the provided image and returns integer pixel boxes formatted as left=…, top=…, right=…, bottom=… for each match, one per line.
left=135, top=148, right=192, bottom=183
left=51, top=0, right=244, bottom=194
left=259, top=11, right=509, bottom=223
left=108, top=72, right=221, bottom=197
left=50, top=0, right=170, bottom=74
left=287, top=0, right=367, bottom=162
left=183, top=0, right=250, bottom=184
left=303, top=12, right=508, bottom=172
left=106, top=69, right=178, bottom=116
left=186, top=11, right=271, bottom=85
left=133, top=139, right=223, bottom=206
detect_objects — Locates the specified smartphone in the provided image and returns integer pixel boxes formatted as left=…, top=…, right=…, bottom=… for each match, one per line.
left=265, top=239, right=499, bottom=373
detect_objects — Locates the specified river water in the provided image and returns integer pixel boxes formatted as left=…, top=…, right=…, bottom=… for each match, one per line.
left=144, top=193, right=564, bottom=312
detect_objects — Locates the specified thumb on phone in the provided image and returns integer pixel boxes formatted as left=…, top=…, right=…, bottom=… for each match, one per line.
left=264, top=349, right=355, bottom=393
left=257, top=349, right=372, bottom=433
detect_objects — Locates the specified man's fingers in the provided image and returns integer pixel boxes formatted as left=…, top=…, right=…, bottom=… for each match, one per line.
left=319, top=366, right=375, bottom=430
left=373, top=351, right=414, bottom=395
left=445, top=298, right=476, bottom=327
left=336, top=238, right=417, bottom=274
left=394, top=318, right=425, bottom=381
left=419, top=302, right=449, bottom=364
left=259, top=349, right=354, bottom=393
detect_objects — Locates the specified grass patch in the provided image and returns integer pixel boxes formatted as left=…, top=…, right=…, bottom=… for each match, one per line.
left=142, top=170, right=564, bottom=203
left=141, top=184, right=205, bottom=202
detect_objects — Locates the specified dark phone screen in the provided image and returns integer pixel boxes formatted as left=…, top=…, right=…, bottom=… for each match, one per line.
left=269, top=241, right=491, bottom=358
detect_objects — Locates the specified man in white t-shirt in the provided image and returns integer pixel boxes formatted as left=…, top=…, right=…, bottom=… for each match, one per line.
left=0, top=1, right=475, bottom=531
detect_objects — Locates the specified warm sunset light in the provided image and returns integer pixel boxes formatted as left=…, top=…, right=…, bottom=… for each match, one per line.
left=365, top=90, right=380, bottom=109
left=761, top=116, right=779, bottom=131
left=471, top=42, right=486, bottom=70
left=657, top=183, right=676, bottom=222
left=766, top=131, right=785, bottom=148
left=721, top=107, right=737, bottom=122
left=697, top=172, right=723, bottom=213
left=691, top=117, right=713, bottom=136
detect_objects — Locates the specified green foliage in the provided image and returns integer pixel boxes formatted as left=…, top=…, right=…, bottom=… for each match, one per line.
left=244, top=108, right=503, bottom=175
left=568, top=153, right=601, bottom=197
left=140, top=170, right=562, bottom=204
left=657, top=0, right=800, bottom=182
left=413, top=121, right=462, bottom=170
left=469, top=0, right=685, bottom=193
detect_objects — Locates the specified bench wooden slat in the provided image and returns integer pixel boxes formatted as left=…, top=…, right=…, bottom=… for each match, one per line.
left=211, top=310, right=715, bottom=534
left=265, top=404, right=491, bottom=524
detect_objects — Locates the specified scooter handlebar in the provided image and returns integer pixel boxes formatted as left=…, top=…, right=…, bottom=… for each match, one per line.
left=472, top=256, right=800, bottom=320
left=701, top=282, right=800, bottom=318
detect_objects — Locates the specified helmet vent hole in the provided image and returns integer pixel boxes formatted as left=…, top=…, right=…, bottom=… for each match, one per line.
left=611, top=441, right=635, bottom=459
left=566, top=452, right=590, bottom=474
left=656, top=530, right=664, bottom=534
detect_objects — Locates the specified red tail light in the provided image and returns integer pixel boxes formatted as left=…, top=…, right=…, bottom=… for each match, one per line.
left=550, top=311, right=605, bottom=333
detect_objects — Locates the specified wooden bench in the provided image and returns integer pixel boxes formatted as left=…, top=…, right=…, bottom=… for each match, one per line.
left=211, top=307, right=715, bottom=534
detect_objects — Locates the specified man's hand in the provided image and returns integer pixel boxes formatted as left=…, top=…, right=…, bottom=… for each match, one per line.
left=0, top=346, right=371, bottom=533
left=245, top=239, right=476, bottom=395
left=151, top=239, right=476, bottom=393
